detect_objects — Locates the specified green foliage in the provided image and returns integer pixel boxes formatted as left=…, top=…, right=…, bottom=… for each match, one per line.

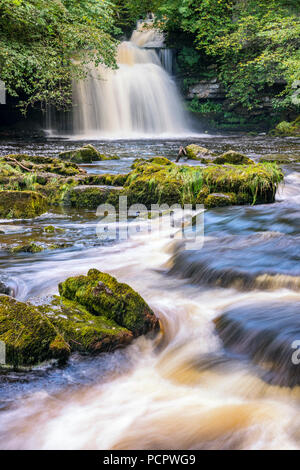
left=0, top=0, right=119, bottom=112
left=155, top=0, right=300, bottom=112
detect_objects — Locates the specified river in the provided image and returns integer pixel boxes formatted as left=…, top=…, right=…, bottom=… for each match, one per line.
left=0, top=134, right=300, bottom=449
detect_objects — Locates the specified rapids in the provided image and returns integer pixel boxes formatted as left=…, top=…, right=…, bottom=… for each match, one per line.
left=0, top=135, right=300, bottom=449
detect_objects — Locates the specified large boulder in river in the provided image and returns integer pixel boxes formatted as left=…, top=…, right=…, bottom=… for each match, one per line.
left=0, top=190, right=48, bottom=219
left=59, top=269, right=159, bottom=336
left=0, top=270, right=159, bottom=368
left=59, top=144, right=119, bottom=163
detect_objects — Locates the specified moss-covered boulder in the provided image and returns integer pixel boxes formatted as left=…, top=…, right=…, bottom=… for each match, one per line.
left=185, top=144, right=213, bottom=161
left=0, top=269, right=159, bottom=368
left=272, top=116, right=300, bottom=136
left=0, top=190, right=48, bottom=219
left=58, top=269, right=159, bottom=336
left=62, top=185, right=123, bottom=209
left=59, top=144, right=120, bottom=163
left=123, top=158, right=283, bottom=208
left=0, top=295, right=70, bottom=367
left=214, top=151, right=254, bottom=165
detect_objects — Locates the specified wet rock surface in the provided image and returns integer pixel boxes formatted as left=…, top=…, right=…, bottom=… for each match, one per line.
left=215, top=300, right=300, bottom=387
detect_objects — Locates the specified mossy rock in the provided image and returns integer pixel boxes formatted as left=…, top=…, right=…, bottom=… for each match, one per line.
left=62, top=185, right=123, bottom=209
left=204, top=192, right=237, bottom=208
left=149, top=157, right=172, bottom=165
left=9, top=241, right=70, bottom=254
left=123, top=160, right=283, bottom=208
left=44, top=225, right=65, bottom=233
left=42, top=297, right=133, bottom=354
left=214, top=151, right=254, bottom=165
left=59, top=145, right=120, bottom=163
left=272, top=116, right=300, bottom=136
left=10, top=242, right=44, bottom=254
left=0, top=190, right=48, bottom=219
left=0, top=295, right=70, bottom=367
left=84, top=173, right=129, bottom=187
left=185, top=144, right=213, bottom=161
left=58, top=268, right=159, bottom=336
left=1, top=154, right=84, bottom=177
left=259, top=154, right=300, bottom=164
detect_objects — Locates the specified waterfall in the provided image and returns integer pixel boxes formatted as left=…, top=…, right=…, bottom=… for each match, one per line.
left=70, top=21, right=189, bottom=138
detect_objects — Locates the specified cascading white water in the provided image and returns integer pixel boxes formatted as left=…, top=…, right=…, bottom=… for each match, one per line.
left=72, top=21, right=189, bottom=138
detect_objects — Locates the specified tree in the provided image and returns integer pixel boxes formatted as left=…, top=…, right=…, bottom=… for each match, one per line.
left=0, top=0, right=119, bottom=112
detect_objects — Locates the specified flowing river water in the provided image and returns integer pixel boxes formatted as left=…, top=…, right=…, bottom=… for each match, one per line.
left=0, top=135, right=300, bottom=449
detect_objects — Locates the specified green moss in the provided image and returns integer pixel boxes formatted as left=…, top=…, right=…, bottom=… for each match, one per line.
left=259, top=154, right=300, bottom=164
left=0, top=190, right=48, bottom=219
left=204, top=192, right=237, bottom=208
left=185, top=144, right=213, bottom=161
left=214, top=151, right=254, bottom=165
left=2, top=154, right=84, bottom=177
left=149, top=157, right=172, bottom=165
left=59, top=145, right=120, bottom=163
left=0, top=295, right=69, bottom=367
left=10, top=242, right=44, bottom=254
left=272, top=117, right=300, bottom=136
left=44, top=225, right=65, bottom=233
left=62, top=185, right=123, bottom=209
left=44, top=297, right=132, bottom=354
left=202, top=163, right=283, bottom=204
left=58, top=268, right=159, bottom=336
left=123, top=160, right=283, bottom=208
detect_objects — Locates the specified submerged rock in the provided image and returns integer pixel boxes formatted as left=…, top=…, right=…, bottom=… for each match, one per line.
left=214, top=300, right=300, bottom=387
left=0, top=190, right=48, bottom=219
left=59, top=144, right=119, bottom=163
left=0, top=269, right=159, bottom=368
left=214, top=151, right=254, bottom=165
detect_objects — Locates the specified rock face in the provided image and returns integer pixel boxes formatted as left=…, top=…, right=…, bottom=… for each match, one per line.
left=187, top=79, right=225, bottom=100
left=59, top=144, right=119, bottom=163
left=0, top=269, right=159, bottom=368
left=214, top=301, right=300, bottom=387
left=0, top=190, right=48, bottom=219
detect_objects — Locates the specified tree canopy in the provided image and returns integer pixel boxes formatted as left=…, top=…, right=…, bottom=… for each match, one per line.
left=0, top=0, right=118, bottom=112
